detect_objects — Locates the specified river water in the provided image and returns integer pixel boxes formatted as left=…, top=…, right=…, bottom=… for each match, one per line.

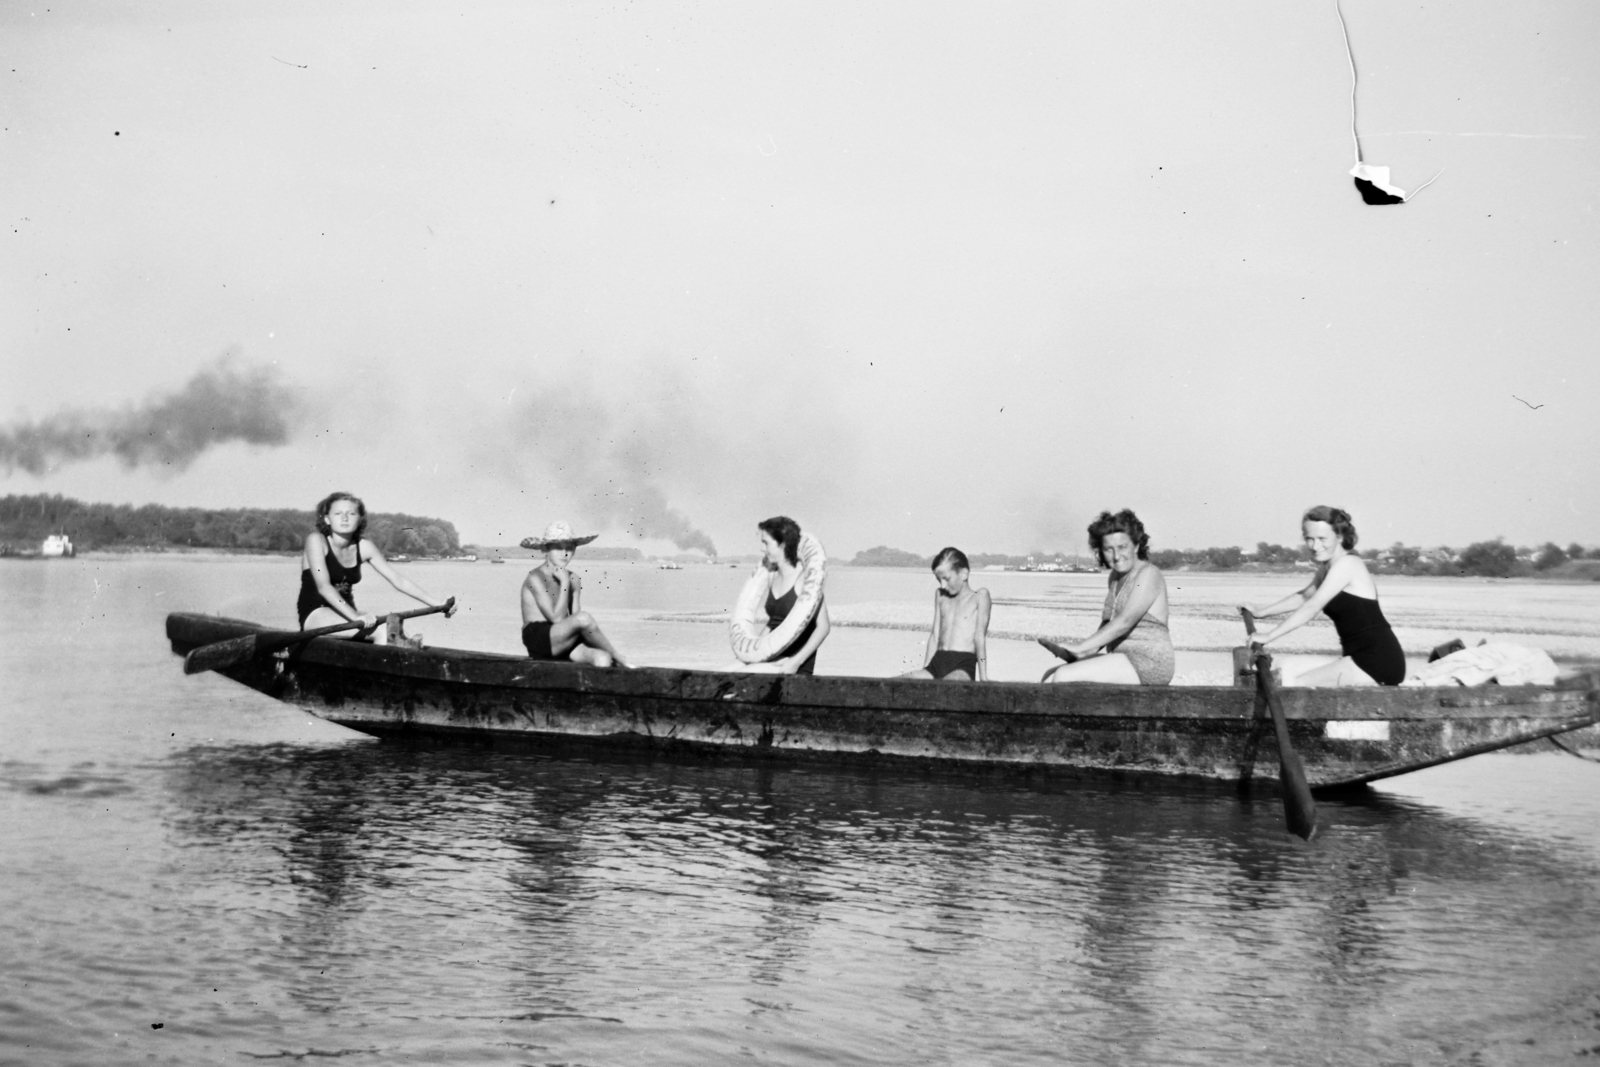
left=3, top=556, right=1598, bottom=1065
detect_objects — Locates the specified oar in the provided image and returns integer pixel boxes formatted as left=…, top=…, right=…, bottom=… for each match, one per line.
left=1037, top=638, right=1079, bottom=663
left=183, top=598, right=454, bottom=676
left=1242, top=608, right=1318, bottom=840
left=1235, top=610, right=1269, bottom=789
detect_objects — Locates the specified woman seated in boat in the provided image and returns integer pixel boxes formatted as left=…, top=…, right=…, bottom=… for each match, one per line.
left=520, top=521, right=630, bottom=667
left=730, top=516, right=831, bottom=674
left=298, top=491, right=456, bottom=639
left=1038, top=509, right=1174, bottom=685
left=1240, top=506, right=1405, bottom=686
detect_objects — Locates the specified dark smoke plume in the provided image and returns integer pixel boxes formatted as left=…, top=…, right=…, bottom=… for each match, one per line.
left=0, top=357, right=304, bottom=476
left=503, top=380, right=718, bottom=556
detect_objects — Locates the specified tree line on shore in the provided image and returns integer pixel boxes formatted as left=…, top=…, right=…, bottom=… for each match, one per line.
left=849, top=539, right=1600, bottom=578
left=0, top=494, right=461, bottom=557
left=3, top=493, right=1591, bottom=579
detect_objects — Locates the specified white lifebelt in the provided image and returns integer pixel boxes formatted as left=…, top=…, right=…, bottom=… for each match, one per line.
left=729, top=531, right=826, bottom=663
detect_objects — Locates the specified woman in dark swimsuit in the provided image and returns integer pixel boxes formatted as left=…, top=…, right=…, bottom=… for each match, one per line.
left=754, top=516, right=830, bottom=674
left=1243, top=505, right=1407, bottom=686
left=298, top=491, right=456, bottom=638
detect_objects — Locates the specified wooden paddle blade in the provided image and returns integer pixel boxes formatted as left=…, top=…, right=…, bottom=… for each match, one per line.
left=1037, top=638, right=1079, bottom=663
left=183, top=633, right=262, bottom=675
left=1254, top=649, right=1318, bottom=840
left=1277, top=746, right=1319, bottom=840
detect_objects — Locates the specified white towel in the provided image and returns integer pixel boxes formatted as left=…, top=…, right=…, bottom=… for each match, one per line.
left=1403, top=642, right=1558, bottom=688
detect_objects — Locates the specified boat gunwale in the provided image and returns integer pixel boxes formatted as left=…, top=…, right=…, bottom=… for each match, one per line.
left=166, top=612, right=1600, bottom=724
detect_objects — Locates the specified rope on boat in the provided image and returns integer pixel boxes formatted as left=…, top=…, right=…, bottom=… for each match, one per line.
left=1546, top=734, right=1600, bottom=764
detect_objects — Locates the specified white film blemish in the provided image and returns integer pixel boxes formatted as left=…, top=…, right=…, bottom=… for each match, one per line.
left=1326, top=720, right=1390, bottom=741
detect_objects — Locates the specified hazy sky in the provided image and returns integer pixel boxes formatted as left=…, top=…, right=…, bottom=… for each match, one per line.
left=4, top=1, right=1597, bottom=556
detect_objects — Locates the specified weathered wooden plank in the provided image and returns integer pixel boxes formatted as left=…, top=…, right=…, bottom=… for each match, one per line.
left=168, top=612, right=1599, bottom=788
left=169, top=613, right=1596, bottom=724
left=260, top=652, right=1594, bottom=786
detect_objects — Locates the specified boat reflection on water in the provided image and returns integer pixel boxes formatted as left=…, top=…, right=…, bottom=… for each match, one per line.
left=159, top=741, right=1600, bottom=1065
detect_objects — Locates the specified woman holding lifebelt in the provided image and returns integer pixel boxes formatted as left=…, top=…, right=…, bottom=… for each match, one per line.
left=728, top=516, right=831, bottom=674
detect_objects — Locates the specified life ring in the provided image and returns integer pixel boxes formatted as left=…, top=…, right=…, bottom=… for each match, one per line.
left=729, top=532, right=826, bottom=663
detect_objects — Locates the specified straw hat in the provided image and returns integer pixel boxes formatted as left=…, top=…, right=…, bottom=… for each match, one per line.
left=520, top=520, right=599, bottom=551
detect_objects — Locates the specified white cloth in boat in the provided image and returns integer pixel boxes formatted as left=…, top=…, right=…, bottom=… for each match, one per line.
left=1402, top=642, right=1558, bottom=688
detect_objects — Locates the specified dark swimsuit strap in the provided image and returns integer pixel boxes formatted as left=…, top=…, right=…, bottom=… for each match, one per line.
left=769, top=567, right=799, bottom=601
left=339, top=538, right=362, bottom=569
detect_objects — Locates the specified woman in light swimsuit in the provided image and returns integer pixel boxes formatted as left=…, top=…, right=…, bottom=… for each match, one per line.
left=1040, top=508, right=1175, bottom=685
left=298, top=491, right=456, bottom=637
left=1242, top=506, right=1406, bottom=686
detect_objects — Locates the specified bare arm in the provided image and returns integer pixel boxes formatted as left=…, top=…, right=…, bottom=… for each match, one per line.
left=1246, top=576, right=1319, bottom=620
left=1070, top=569, right=1160, bottom=658
left=362, top=541, right=456, bottom=614
left=520, top=573, right=545, bottom=625
left=522, top=566, right=570, bottom=624
left=304, top=532, right=368, bottom=624
left=1254, top=560, right=1356, bottom=647
left=974, top=588, right=992, bottom=681
left=778, top=602, right=831, bottom=674
left=923, top=592, right=941, bottom=666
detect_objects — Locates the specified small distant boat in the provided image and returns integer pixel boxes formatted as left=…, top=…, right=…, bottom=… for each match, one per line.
left=166, top=612, right=1600, bottom=791
left=41, top=535, right=75, bottom=558
left=659, top=561, right=683, bottom=570
left=489, top=558, right=507, bottom=565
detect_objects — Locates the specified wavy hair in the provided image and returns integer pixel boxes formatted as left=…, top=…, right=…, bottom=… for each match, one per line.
left=1302, top=505, right=1357, bottom=550
left=1087, top=509, right=1150, bottom=568
left=314, top=491, right=368, bottom=540
left=757, top=515, right=802, bottom=566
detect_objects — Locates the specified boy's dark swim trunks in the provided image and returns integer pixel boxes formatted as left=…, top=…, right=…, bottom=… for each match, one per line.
left=926, top=650, right=979, bottom=680
left=522, top=621, right=573, bottom=662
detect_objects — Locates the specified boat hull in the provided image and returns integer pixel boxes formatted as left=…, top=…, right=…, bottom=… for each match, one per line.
left=167, top=613, right=1599, bottom=790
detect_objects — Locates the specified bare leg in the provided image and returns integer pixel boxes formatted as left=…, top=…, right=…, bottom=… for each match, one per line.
left=724, top=660, right=786, bottom=674
left=549, top=611, right=629, bottom=667
left=302, top=606, right=382, bottom=642
left=1043, top=653, right=1142, bottom=684
left=569, top=645, right=614, bottom=668
left=1291, top=656, right=1378, bottom=688
left=943, top=668, right=973, bottom=681
left=899, top=668, right=934, bottom=679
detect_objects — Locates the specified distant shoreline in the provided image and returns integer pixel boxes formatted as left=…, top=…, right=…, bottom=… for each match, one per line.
left=11, top=549, right=1599, bottom=583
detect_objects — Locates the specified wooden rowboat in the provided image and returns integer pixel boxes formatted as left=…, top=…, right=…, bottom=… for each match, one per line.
left=166, top=612, right=1600, bottom=790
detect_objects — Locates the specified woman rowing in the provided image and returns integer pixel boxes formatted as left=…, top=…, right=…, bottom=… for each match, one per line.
left=1241, top=505, right=1405, bottom=686
left=1039, top=508, right=1175, bottom=685
left=298, top=491, right=456, bottom=639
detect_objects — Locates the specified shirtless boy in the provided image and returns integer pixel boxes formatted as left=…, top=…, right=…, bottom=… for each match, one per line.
left=902, top=547, right=991, bottom=681
left=519, top=521, right=629, bottom=668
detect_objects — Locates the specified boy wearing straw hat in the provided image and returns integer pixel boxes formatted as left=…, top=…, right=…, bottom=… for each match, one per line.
left=519, top=521, right=631, bottom=667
